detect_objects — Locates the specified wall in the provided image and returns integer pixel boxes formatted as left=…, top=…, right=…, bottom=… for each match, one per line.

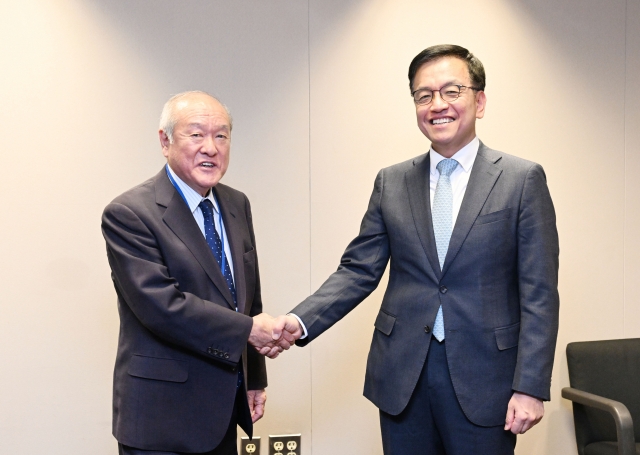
left=0, top=1, right=637, bottom=454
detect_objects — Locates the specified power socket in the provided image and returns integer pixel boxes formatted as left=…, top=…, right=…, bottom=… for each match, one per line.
left=240, top=436, right=260, bottom=454
left=269, top=434, right=301, bottom=455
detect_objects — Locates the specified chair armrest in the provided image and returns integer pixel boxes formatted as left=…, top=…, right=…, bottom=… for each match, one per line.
left=562, top=387, right=636, bottom=455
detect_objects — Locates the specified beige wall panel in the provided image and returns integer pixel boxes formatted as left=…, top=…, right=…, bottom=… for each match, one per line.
left=308, top=0, right=626, bottom=454
left=624, top=0, right=640, bottom=336
left=0, top=1, right=311, bottom=453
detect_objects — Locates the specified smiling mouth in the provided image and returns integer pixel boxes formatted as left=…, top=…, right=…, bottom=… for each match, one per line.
left=431, top=118, right=454, bottom=125
left=200, top=162, right=215, bottom=168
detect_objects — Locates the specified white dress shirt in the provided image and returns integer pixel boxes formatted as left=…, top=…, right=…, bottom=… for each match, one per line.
left=429, top=136, right=479, bottom=226
left=166, top=165, right=234, bottom=280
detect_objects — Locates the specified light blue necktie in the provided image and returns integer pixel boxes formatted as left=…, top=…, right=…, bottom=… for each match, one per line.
left=432, top=158, right=458, bottom=341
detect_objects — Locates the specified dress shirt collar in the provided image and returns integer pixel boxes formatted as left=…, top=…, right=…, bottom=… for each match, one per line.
left=166, top=164, right=220, bottom=213
left=429, top=136, right=479, bottom=175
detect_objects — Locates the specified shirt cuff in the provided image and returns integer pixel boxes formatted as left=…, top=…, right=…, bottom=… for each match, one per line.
left=288, top=313, right=308, bottom=339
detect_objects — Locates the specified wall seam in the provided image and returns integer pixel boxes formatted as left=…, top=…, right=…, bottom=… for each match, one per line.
left=307, top=0, right=314, bottom=453
left=623, top=0, right=628, bottom=337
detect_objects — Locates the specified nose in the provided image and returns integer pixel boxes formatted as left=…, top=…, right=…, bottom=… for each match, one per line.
left=430, top=91, right=449, bottom=111
left=200, top=135, right=218, bottom=156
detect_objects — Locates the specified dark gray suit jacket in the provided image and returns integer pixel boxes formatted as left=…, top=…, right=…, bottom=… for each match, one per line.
left=291, top=143, right=559, bottom=426
left=102, top=168, right=266, bottom=452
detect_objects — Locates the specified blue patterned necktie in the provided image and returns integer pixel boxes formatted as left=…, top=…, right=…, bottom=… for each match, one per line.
left=432, top=158, right=458, bottom=341
left=199, top=199, right=243, bottom=388
left=199, top=199, right=237, bottom=310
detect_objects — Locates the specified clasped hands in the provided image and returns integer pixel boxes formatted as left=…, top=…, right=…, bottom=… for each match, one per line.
left=248, top=313, right=303, bottom=358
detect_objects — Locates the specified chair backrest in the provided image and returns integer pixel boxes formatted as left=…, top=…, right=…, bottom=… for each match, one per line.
left=566, top=338, right=640, bottom=450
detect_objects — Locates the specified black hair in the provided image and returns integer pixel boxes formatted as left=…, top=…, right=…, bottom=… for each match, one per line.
left=408, top=44, right=486, bottom=92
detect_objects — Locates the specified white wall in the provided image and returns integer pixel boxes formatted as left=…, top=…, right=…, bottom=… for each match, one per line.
left=0, top=1, right=638, bottom=454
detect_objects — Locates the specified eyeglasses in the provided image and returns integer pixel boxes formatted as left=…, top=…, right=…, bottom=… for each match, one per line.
left=411, top=84, right=480, bottom=106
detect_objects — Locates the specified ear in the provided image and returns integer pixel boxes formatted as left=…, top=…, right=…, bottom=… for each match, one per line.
left=475, top=91, right=486, bottom=119
left=159, top=130, right=170, bottom=157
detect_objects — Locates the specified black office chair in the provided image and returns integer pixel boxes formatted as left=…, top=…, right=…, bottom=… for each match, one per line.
left=562, top=338, right=640, bottom=455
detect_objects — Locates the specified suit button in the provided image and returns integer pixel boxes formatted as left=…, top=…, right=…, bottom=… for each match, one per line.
left=224, top=353, right=230, bottom=359
left=440, top=286, right=448, bottom=294
left=424, top=326, right=431, bottom=333
left=207, top=347, right=213, bottom=354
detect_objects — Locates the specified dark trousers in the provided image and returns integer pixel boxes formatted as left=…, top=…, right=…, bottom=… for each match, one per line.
left=118, top=387, right=240, bottom=455
left=380, top=337, right=516, bottom=455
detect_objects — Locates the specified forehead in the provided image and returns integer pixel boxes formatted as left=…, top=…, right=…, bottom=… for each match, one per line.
left=413, top=57, right=471, bottom=88
left=174, top=95, right=230, bottom=128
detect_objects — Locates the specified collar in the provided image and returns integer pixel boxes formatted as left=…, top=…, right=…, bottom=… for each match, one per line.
left=166, top=164, right=219, bottom=213
left=429, top=136, right=479, bottom=175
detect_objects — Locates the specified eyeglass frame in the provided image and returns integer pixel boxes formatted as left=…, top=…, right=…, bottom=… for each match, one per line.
left=411, top=84, right=481, bottom=106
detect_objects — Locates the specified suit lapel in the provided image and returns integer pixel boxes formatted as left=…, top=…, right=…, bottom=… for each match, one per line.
left=214, top=185, right=247, bottom=314
left=405, top=153, right=441, bottom=281
left=156, top=171, right=236, bottom=310
left=441, top=143, right=502, bottom=276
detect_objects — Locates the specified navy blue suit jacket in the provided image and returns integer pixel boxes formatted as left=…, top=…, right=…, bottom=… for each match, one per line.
left=291, top=143, right=559, bottom=426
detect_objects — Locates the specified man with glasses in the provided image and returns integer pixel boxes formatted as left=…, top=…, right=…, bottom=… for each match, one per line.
left=274, top=45, right=559, bottom=454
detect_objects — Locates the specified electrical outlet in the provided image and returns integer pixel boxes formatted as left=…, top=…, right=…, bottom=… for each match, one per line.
left=240, top=436, right=260, bottom=455
left=269, top=434, right=301, bottom=455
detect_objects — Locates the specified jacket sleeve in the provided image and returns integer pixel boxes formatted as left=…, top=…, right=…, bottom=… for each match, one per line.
left=512, top=163, right=560, bottom=400
left=243, top=195, right=267, bottom=390
left=291, top=170, right=391, bottom=345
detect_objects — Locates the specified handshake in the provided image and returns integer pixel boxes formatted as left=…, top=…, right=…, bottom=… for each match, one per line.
left=248, top=313, right=304, bottom=359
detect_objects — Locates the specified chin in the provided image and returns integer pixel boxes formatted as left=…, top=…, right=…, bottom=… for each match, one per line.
left=204, top=179, right=221, bottom=189
left=195, top=172, right=222, bottom=187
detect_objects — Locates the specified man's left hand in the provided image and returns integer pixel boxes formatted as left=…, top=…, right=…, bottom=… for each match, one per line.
left=247, top=389, right=267, bottom=423
left=504, top=392, right=544, bottom=434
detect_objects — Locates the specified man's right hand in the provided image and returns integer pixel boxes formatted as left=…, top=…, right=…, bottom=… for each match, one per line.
left=249, top=313, right=297, bottom=358
left=269, top=315, right=303, bottom=356
left=276, top=314, right=303, bottom=342
left=249, top=313, right=303, bottom=359
left=249, top=313, right=286, bottom=358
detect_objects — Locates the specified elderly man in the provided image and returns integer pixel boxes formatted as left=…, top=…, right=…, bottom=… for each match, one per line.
left=274, top=45, right=560, bottom=455
left=102, top=91, right=288, bottom=455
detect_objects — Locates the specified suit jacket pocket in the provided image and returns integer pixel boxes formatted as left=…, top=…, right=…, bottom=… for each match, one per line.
left=475, top=208, right=512, bottom=226
left=374, top=310, right=396, bottom=336
left=243, top=247, right=256, bottom=264
left=494, top=322, right=520, bottom=350
left=128, top=354, right=188, bottom=383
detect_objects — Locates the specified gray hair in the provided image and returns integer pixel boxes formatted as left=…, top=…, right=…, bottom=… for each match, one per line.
left=159, top=91, right=233, bottom=143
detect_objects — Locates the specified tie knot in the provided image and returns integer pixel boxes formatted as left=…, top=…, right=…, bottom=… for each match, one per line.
left=199, top=199, right=214, bottom=219
left=436, top=159, right=458, bottom=177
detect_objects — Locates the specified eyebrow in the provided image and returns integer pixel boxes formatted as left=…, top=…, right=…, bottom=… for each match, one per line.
left=186, top=123, right=230, bottom=132
left=413, top=80, right=461, bottom=92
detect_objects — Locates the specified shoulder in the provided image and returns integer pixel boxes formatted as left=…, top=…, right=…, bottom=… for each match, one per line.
left=107, top=168, right=162, bottom=208
left=215, top=182, right=250, bottom=209
left=109, top=177, right=156, bottom=207
left=382, top=153, right=427, bottom=173
left=376, top=153, right=429, bottom=186
left=478, top=143, right=542, bottom=173
left=102, top=169, right=166, bottom=223
left=215, top=182, right=247, bottom=202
